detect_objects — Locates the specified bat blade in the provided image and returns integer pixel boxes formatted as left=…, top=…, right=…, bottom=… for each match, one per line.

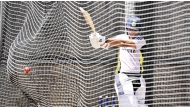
left=79, top=7, right=96, bottom=36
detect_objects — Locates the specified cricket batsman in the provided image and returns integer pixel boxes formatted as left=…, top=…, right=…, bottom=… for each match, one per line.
left=89, top=16, right=147, bottom=107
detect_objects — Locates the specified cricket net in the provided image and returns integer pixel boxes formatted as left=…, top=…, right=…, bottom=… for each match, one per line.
left=0, top=1, right=190, bottom=107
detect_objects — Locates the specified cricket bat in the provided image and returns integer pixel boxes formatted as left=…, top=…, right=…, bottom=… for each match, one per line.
left=79, top=7, right=96, bottom=36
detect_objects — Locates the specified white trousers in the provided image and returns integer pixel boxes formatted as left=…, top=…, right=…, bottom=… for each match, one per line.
left=114, top=72, right=147, bottom=107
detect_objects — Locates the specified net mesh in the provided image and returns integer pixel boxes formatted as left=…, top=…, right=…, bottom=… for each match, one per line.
left=0, top=1, right=190, bottom=107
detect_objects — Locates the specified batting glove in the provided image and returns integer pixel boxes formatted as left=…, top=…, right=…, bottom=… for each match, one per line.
left=89, top=33, right=106, bottom=49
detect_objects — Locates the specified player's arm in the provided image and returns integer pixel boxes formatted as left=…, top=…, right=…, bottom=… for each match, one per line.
left=105, top=38, right=136, bottom=48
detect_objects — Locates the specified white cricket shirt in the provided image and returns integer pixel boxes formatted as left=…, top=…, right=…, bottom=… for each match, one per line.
left=115, top=34, right=146, bottom=73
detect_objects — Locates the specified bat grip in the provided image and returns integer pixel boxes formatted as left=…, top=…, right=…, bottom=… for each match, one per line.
left=93, top=30, right=96, bottom=36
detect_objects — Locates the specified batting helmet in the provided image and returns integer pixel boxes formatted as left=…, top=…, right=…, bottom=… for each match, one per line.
left=126, top=16, right=141, bottom=31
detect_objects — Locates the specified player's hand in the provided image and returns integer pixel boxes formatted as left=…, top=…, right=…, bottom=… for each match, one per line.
left=100, top=43, right=110, bottom=50
left=89, top=33, right=106, bottom=49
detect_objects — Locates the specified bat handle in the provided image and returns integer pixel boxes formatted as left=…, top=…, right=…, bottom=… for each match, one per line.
left=93, top=30, right=96, bottom=36
left=88, top=22, right=96, bottom=36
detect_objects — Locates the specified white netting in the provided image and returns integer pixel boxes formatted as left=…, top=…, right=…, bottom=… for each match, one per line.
left=0, top=1, right=190, bottom=107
